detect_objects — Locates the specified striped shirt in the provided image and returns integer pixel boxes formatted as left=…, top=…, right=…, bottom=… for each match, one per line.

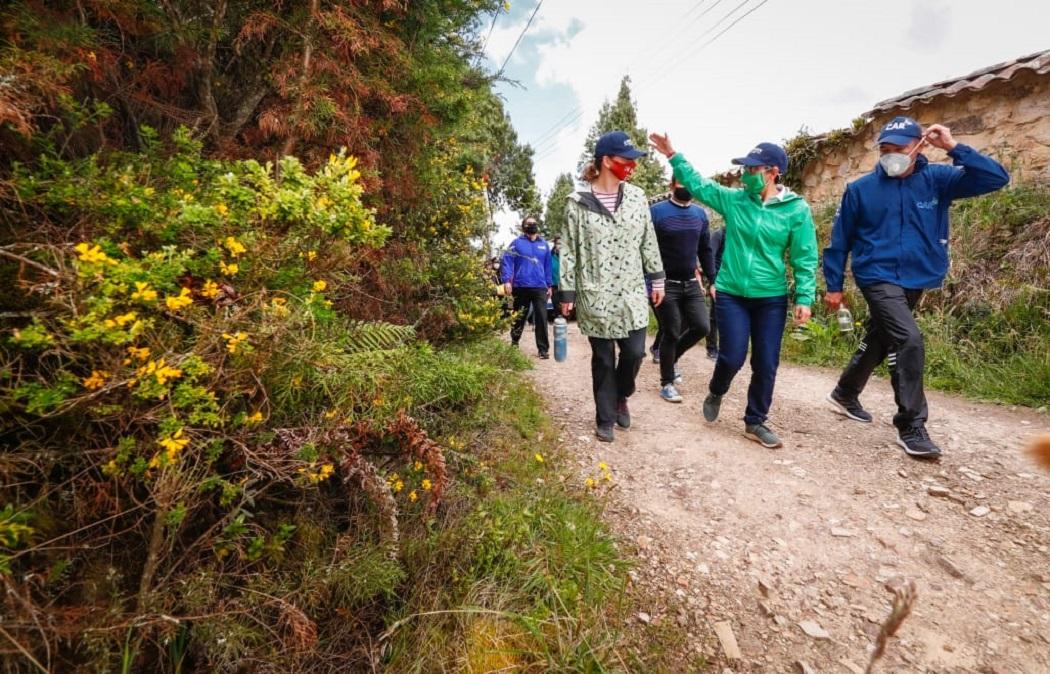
left=593, top=189, right=619, bottom=214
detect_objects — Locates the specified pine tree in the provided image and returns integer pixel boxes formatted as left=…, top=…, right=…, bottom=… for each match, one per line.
left=542, top=172, right=576, bottom=239
left=578, top=76, right=667, bottom=196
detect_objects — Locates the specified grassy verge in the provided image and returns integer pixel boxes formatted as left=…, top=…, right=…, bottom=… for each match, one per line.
left=382, top=338, right=698, bottom=672
left=783, top=184, right=1050, bottom=409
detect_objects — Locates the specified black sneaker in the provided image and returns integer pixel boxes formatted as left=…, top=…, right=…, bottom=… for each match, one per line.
left=702, top=393, right=722, bottom=422
left=651, top=348, right=660, bottom=364
left=615, top=398, right=631, bottom=429
left=896, top=426, right=942, bottom=459
left=539, top=352, right=550, bottom=360
left=706, top=350, right=717, bottom=361
left=595, top=424, right=614, bottom=443
left=744, top=423, right=783, bottom=448
left=827, top=391, right=872, bottom=423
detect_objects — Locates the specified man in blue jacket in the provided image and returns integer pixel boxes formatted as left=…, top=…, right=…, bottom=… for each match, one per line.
left=823, top=116, right=1009, bottom=459
left=503, top=216, right=554, bottom=358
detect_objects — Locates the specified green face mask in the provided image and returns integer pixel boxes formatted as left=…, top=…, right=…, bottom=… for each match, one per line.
left=741, top=170, right=767, bottom=195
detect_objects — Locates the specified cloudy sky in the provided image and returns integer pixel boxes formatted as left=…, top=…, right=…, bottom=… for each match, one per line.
left=483, top=0, right=1049, bottom=245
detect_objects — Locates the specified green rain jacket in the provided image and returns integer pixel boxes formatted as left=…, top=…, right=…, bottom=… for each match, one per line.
left=670, top=153, right=818, bottom=306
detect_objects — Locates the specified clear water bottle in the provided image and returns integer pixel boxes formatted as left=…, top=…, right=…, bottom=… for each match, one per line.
left=837, top=307, right=854, bottom=333
left=553, top=316, right=568, bottom=362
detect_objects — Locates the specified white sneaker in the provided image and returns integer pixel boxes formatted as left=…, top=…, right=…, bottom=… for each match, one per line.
left=660, top=383, right=683, bottom=403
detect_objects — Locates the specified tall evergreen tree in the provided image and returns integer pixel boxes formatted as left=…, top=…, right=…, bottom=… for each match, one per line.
left=542, top=172, right=575, bottom=239
left=578, top=76, right=666, bottom=196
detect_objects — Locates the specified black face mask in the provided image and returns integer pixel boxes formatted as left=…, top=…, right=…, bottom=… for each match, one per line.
left=524, top=224, right=539, bottom=235
left=672, top=187, right=692, bottom=203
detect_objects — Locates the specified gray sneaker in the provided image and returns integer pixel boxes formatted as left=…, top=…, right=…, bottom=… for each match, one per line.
left=595, top=424, right=614, bottom=443
left=673, top=364, right=683, bottom=386
left=744, top=423, right=782, bottom=449
left=660, top=383, right=683, bottom=403
left=702, top=393, right=722, bottom=422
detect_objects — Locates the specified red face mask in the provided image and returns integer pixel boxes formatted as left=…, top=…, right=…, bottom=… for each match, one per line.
left=607, top=158, right=637, bottom=181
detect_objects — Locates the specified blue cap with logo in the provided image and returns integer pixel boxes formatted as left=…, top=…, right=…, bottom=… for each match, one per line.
left=731, top=142, right=788, bottom=174
left=877, top=116, right=923, bottom=146
left=594, top=130, right=647, bottom=160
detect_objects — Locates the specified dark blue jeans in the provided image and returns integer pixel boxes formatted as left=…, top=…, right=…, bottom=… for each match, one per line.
left=709, top=292, right=788, bottom=425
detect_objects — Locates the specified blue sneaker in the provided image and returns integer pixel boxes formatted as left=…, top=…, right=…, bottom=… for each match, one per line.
left=660, top=383, right=683, bottom=403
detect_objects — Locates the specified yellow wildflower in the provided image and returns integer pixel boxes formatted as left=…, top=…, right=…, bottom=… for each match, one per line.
left=393, top=480, right=404, bottom=493
left=219, top=261, right=239, bottom=276
left=312, top=279, right=327, bottom=293
left=598, top=462, right=609, bottom=472
left=306, top=250, right=318, bottom=262
left=318, top=463, right=335, bottom=481
left=131, top=282, right=158, bottom=302
left=83, top=370, right=108, bottom=390
left=408, top=490, right=418, bottom=503
left=127, top=346, right=151, bottom=362
left=200, top=280, right=220, bottom=299
left=104, top=311, right=138, bottom=328
left=165, top=287, right=193, bottom=311
left=421, top=478, right=432, bottom=491
left=215, top=203, right=229, bottom=217
left=414, top=461, right=423, bottom=472
left=158, top=428, right=189, bottom=455
left=137, top=358, right=183, bottom=386
left=223, top=236, right=246, bottom=257
left=222, top=331, right=249, bottom=354
left=534, top=453, right=544, bottom=464
left=246, top=410, right=264, bottom=424
left=74, top=242, right=114, bottom=265
left=585, top=478, right=596, bottom=489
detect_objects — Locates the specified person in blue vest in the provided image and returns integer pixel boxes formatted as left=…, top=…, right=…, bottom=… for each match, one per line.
left=823, top=117, right=1009, bottom=459
left=502, top=216, right=554, bottom=358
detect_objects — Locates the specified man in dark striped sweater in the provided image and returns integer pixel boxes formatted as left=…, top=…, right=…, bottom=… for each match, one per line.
left=649, top=179, right=718, bottom=403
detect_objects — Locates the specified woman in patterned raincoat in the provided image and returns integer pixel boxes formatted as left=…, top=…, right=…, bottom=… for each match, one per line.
left=559, top=131, right=666, bottom=443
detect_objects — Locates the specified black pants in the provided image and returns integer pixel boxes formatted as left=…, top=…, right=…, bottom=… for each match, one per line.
left=656, top=279, right=710, bottom=385
left=588, top=328, right=647, bottom=427
left=510, top=287, right=550, bottom=355
left=705, top=294, right=719, bottom=354
left=835, top=283, right=928, bottom=430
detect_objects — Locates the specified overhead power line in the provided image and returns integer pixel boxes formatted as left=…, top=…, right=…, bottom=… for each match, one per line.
left=496, top=0, right=544, bottom=78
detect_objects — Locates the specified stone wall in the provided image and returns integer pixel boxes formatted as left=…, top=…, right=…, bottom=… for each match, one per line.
left=799, top=70, right=1050, bottom=205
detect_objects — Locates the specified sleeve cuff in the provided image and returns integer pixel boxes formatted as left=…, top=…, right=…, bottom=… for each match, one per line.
left=644, top=271, right=666, bottom=281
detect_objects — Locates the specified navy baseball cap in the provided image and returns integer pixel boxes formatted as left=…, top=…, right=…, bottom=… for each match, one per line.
left=594, top=131, right=647, bottom=160
left=731, top=142, right=788, bottom=174
left=877, top=116, right=923, bottom=146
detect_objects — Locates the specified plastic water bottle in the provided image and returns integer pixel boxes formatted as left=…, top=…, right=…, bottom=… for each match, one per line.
left=553, top=317, right=568, bottom=362
left=837, top=307, right=854, bottom=333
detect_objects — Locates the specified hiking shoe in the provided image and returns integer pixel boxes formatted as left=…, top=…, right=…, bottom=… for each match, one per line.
left=615, top=398, right=631, bottom=429
left=706, top=350, right=717, bottom=361
left=826, top=390, right=872, bottom=423
left=896, top=426, right=942, bottom=459
left=673, top=365, right=683, bottom=386
left=745, top=423, right=783, bottom=449
left=651, top=348, right=660, bottom=364
left=702, top=393, right=722, bottom=422
left=595, top=424, right=615, bottom=443
left=660, top=383, right=683, bottom=403
left=539, top=352, right=550, bottom=360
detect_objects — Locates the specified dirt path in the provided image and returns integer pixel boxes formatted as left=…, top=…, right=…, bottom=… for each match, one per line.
left=523, top=325, right=1050, bottom=673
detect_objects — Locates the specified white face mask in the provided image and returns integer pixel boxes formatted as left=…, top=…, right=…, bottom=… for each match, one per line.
left=879, top=152, right=912, bottom=177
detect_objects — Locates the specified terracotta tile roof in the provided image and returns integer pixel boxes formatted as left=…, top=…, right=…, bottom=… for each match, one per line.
left=867, top=49, right=1050, bottom=115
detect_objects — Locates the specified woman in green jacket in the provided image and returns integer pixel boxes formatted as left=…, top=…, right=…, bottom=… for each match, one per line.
left=560, top=131, right=666, bottom=443
left=649, top=133, right=817, bottom=449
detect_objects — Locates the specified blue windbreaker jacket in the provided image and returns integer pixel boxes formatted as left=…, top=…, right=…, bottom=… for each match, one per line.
left=501, top=235, right=553, bottom=289
left=823, top=144, right=1009, bottom=291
